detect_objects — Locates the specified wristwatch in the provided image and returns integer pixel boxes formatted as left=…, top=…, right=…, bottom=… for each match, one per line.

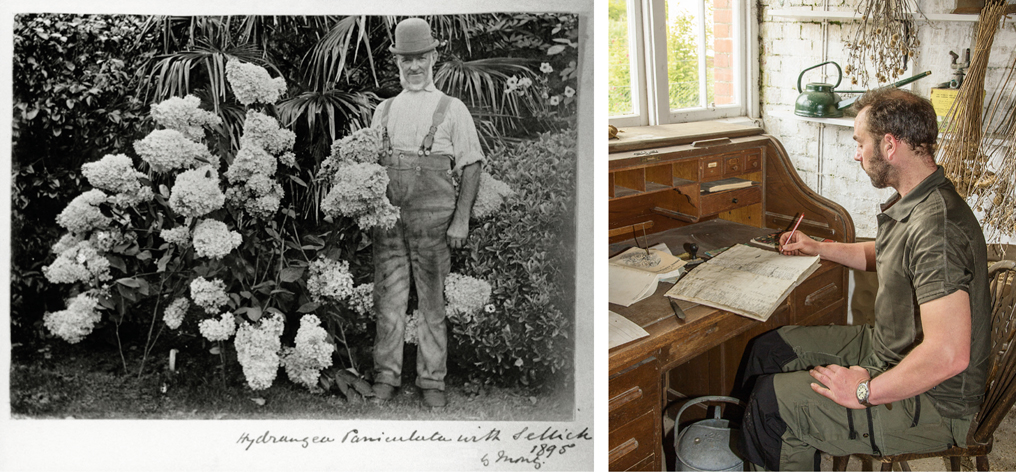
left=856, top=379, right=873, bottom=408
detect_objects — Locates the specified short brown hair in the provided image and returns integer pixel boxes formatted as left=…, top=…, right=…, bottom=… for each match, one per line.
left=853, top=88, right=938, bottom=157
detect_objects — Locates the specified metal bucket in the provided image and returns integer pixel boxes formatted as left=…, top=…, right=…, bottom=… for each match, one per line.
left=674, top=396, right=745, bottom=472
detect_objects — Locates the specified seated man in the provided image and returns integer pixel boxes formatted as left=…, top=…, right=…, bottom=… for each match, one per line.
left=738, top=88, right=991, bottom=470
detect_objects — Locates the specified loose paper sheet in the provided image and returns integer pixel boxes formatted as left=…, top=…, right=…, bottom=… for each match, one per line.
left=608, top=247, right=688, bottom=306
left=666, top=244, right=820, bottom=321
left=609, top=311, right=650, bottom=349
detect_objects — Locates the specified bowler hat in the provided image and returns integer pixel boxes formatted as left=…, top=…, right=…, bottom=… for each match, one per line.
left=389, top=18, right=439, bottom=55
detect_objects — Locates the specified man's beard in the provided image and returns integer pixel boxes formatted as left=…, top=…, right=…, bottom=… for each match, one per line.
left=399, top=63, right=434, bottom=91
left=865, top=144, right=897, bottom=189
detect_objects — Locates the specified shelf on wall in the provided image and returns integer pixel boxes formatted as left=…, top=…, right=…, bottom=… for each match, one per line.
left=771, top=110, right=855, bottom=127
left=766, top=9, right=985, bottom=22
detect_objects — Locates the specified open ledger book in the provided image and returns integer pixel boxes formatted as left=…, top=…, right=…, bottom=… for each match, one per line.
left=608, top=246, right=687, bottom=307
left=665, top=244, right=820, bottom=321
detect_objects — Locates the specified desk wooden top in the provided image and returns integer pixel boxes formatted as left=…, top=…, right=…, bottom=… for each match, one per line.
left=607, top=219, right=839, bottom=375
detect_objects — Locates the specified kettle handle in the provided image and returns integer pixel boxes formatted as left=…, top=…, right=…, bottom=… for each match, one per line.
left=675, top=396, right=746, bottom=435
left=798, top=61, right=842, bottom=94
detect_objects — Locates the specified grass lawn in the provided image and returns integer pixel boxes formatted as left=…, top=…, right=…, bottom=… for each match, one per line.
left=9, top=336, right=573, bottom=421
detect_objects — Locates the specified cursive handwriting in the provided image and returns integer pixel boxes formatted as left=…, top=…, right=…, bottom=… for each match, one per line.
left=340, top=429, right=453, bottom=443
left=237, top=431, right=335, bottom=451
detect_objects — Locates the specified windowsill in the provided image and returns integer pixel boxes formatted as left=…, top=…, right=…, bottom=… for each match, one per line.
left=608, top=118, right=764, bottom=153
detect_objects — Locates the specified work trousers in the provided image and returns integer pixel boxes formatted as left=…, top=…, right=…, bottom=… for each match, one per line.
left=739, top=325, right=971, bottom=471
left=373, top=151, right=456, bottom=391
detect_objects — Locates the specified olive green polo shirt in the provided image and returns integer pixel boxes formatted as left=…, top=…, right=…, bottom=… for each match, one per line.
left=873, top=166, right=990, bottom=418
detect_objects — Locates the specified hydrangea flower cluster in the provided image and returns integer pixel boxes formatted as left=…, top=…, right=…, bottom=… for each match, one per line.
left=225, top=129, right=286, bottom=220
left=444, top=273, right=492, bottom=324
left=190, top=277, right=230, bottom=314
left=321, top=162, right=399, bottom=231
left=88, top=227, right=134, bottom=253
left=281, top=315, right=335, bottom=389
left=160, top=226, right=191, bottom=247
left=472, top=172, right=516, bottom=219
left=169, top=166, right=225, bottom=218
left=306, top=257, right=354, bottom=303
left=192, top=219, right=242, bottom=259
left=150, top=95, right=221, bottom=142
left=240, top=110, right=296, bottom=156
left=134, top=129, right=215, bottom=173
left=56, top=189, right=111, bottom=234
left=198, top=312, right=237, bottom=342
left=346, top=283, right=375, bottom=317
left=43, top=292, right=102, bottom=344
left=333, top=127, right=383, bottom=165
left=163, top=297, right=190, bottom=330
left=234, top=313, right=285, bottom=390
left=404, top=310, right=423, bottom=344
left=225, top=60, right=287, bottom=106
left=81, top=154, right=154, bottom=208
left=43, top=238, right=112, bottom=285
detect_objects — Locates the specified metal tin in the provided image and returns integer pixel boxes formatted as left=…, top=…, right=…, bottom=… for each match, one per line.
left=674, top=396, right=745, bottom=472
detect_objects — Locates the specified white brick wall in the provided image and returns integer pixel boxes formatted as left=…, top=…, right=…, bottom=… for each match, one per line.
left=760, top=0, right=1016, bottom=243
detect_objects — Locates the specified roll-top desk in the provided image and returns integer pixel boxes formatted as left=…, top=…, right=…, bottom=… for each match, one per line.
left=607, top=123, right=856, bottom=471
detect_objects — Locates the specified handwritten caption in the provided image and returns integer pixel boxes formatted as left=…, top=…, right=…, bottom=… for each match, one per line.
left=236, top=426, right=592, bottom=469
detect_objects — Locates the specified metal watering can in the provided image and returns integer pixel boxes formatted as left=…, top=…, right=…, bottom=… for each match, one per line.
left=674, top=396, right=745, bottom=472
left=794, top=61, right=932, bottom=118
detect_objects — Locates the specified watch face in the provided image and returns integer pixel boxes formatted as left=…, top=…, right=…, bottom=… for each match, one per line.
left=856, top=381, right=869, bottom=401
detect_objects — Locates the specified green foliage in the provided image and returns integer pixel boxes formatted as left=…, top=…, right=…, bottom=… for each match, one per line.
left=608, top=3, right=633, bottom=116
left=451, top=131, right=576, bottom=391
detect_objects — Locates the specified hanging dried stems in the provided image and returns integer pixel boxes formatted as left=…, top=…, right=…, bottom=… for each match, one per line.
left=972, top=43, right=1016, bottom=242
left=937, top=0, right=1009, bottom=201
left=844, top=0, right=923, bottom=87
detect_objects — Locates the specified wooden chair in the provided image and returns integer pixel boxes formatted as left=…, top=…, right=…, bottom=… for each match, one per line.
left=833, top=260, right=1016, bottom=471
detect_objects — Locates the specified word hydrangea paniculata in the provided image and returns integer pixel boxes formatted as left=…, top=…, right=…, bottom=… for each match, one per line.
left=134, top=129, right=215, bottom=173
left=43, top=238, right=112, bottom=285
left=198, top=312, right=237, bottom=342
left=192, top=219, right=242, bottom=259
left=190, top=277, right=230, bottom=314
left=281, top=314, right=335, bottom=389
left=81, top=154, right=154, bottom=208
left=306, top=257, right=355, bottom=303
left=234, top=313, right=285, bottom=390
left=163, top=297, right=190, bottom=330
left=150, top=95, right=221, bottom=142
left=169, top=166, right=225, bottom=218
left=56, top=189, right=111, bottom=234
left=471, top=172, right=515, bottom=219
left=225, top=60, right=287, bottom=106
left=444, top=273, right=492, bottom=324
left=320, top=162, right=399, bottom=231
left=44, top=291, right=102, bottom=344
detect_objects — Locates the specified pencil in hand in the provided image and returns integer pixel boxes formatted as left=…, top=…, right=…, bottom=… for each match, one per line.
left=780, top=213, right=805, bottom=255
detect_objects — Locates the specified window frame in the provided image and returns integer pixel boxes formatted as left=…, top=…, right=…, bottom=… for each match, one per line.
left=609, top=0, right=760, bottom=127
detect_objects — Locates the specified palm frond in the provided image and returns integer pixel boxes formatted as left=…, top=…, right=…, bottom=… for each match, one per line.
left=435, top=57, right=539, bottom=132
left=140, top=41, right=272, bottom=111
left=276, top=89, right=377, bottom=144
left=302, top=16, right=380, bottom=92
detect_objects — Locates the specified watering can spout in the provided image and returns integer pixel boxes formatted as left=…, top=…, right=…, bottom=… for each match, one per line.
left=835, top=70, right=933, bottom=110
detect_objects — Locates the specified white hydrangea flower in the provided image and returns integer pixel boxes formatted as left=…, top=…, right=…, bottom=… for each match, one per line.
left=328, top=127, right=383, bottom=167
left=163, top=297, right=190, bottom=330
left=56, top=189, right=111, bottom=234
left=234, top=313, right=285, bottom=390
left=240, top=110, right=296, bottom=156
left=192, top=219, right=242, bottom=259
left=346, top=283, right=375, bottom=318
left=404, top=310, right=423, bottom=344
left=89, top=228, right=135, bottom=253
left=169, top=165, right=225, bottom=218
left=306, top=257, right=354, bottom=303
left=444, top=273, right=492, bottom=324
left=51, top=233, right=85, bottom=255
left=225, top=60, right=287, bottom=106
left=150, top=95, right=221, bottom=141
left=134, top=129, right=215, bottom=173
left=198, top=312, right=237, bottom=342
left=282, top=314, right=335, bottom=389
left=320, top=162, right=399, bottom=231
left=471, top=172, right=516, bottom=219
left=190, top=277, right=230, bottom=314
left=81, top=154, right=154, bottom=208
left=279, top=152, right=297, bottom=168
left=160, top=226, right=191, bottom=247
left=43, top=238, right=112, bottom=285
left=43, top=292, right=102, bottom=344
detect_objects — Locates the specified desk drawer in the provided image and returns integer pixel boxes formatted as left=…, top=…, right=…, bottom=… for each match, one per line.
left=609, top=410, right=657, bottom=471
left=609, top=357, right=658, bottom=426
left=793, top=266, right=844, bottom=320
left=700, top=185, right=761, bottom=216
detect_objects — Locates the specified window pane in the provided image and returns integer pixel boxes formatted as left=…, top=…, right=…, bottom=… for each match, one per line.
left=666, top=0, right=735, bottom=111
left=608, top=0, right=635, bottom=116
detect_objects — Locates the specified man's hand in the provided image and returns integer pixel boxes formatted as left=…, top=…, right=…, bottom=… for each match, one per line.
left=809, top=364, right=870, bottom=409
left=779, top=230, right=820, bottom=256
left=447, top=219, right=469, bottom=248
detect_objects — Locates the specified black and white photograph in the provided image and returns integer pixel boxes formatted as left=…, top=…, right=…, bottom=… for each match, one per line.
left=2, top=1, right=595, bottom=470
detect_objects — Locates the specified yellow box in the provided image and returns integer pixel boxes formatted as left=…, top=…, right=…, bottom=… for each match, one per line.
left=930, top=88, right=960, bottom=117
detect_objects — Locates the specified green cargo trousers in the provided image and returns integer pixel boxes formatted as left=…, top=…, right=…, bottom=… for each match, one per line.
left=739, top=325, right=972, bottom=471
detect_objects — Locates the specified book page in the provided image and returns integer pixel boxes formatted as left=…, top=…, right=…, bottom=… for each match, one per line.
left=609, top=247, right=686, bottom=275
left=609, top=265, right=660, bottom=307
left=708, top=244, right=819, bottom=281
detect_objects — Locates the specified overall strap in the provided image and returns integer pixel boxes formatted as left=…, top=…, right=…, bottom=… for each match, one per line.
left=378, top=98, right=394, bottom=157
left=419, top=94, right=453, bottom=157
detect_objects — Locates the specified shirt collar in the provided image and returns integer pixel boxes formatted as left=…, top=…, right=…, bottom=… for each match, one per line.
left=880, top=166, right=949, bottom=221
left=401, top=83, right=439, bottom=94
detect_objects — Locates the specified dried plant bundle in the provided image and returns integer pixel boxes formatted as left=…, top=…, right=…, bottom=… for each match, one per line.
left=845, top=0, right=922, bottom=87
left=972, top=45, right=1016, bottom=242
left=937, top=0, right=1009, bottom=203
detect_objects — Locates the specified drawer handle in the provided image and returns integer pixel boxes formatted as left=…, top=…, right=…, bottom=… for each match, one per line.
left=732, top=198, right=739, bottom=204
left=805, top=283, right=839, bottom=307
left=608, top=438, right=639, bottom=463
left=609, top=386, right=644, bottom=412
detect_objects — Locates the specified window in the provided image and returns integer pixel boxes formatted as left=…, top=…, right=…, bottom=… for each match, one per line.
left=609, top=0, right=758, bottom=127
